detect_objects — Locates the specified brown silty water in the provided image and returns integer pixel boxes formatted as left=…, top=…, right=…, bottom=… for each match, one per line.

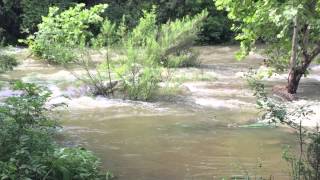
left=2, top=46, right=320, bottom=179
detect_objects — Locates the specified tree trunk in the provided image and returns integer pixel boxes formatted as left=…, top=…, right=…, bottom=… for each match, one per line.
left=287, top=67, right=303, bottom=94
left=287, top=15, right=299, bottom=94
left=286, top=3, right=320, bottom=94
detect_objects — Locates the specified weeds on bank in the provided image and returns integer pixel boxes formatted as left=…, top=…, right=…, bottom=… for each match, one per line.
left=245, top=70, right=320, bottom=180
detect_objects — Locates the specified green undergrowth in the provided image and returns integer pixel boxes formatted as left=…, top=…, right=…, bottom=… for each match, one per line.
left=26, top=3, right=208, bottom=101
left=0, top=81, right=114, bottom=180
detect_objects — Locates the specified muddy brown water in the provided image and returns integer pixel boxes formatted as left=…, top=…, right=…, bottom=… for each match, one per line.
left=2, top=46, right=320, bottom=179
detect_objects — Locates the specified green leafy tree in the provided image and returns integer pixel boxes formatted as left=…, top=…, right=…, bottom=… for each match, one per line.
left=0, top=0, right=21, bottom=43
left=19, top=0, right=76, bottom=34
left=62, top=0, right=232, bottom=44
left=0, top=0, right=76, bottom=44
left=155, top=0, right=233, bottom=43
left=216, top=0, right=320, bottom=94
left=28, top=3, right=108, bottom=63
left=29, top=3, right=206, bottom=100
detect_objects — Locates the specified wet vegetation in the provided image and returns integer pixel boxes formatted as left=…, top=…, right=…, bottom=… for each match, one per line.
left=0, top=81, right=112, bottom=179
left=26, top=3, right=207, bottom=100
left=0, top=54, right=18, bottom=73
left=246, top=70, right=320, bottom=180
left=1, top=0, right=320, bottom=180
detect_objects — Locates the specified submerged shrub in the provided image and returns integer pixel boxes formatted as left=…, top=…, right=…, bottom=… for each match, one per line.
left=70, top=7, right=206, bottom=100
left=45, top=5, right=207, bottom=100
left=158, top=10, right=207, bottom=67
left=0, top=54, right=18, bottom=72
left=246, top=70, right=320, bottom=180
left=0, top=81, right=108, bottom=179
left=113, top=8, right=207, bottom=100
left=113, top=8, right=160, bottom=100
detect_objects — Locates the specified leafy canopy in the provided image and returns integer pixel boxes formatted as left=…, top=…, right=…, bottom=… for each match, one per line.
left=216, top=0, right=320, bottom=65
left=28, top=3, right=108, bottom=63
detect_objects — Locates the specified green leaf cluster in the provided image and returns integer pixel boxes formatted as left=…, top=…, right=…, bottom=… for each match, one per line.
left=0, top=0, right=76, bottom=44
left=112, top=8, right=207, bottom=100
left=216, top=0, right=320, bottom=65
left=0, top=81, right=109, bottom=179
left=28, top=3, right=108, bottom=64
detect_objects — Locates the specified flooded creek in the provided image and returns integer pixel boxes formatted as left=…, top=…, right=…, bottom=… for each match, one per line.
left=2, top=46, right=320, bottom=179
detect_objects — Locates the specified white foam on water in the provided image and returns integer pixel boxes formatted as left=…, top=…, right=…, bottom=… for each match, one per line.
left=307, top=75, right=320, bottom=82
left=289, top=100, right=320, bottom=127
left=48, top=96, right=130, bottom=109
left=266, top=74, right=320, bottom=82
left=14, top=59, right=53, bottom=71
left=21, top=70, right=77, bottom=83
left=48, top=84, right=64, bottom=97
left=183, top=82, right=208, bottom=93
left=2, top=47, right=27, bottom=55
left=63, top=126, right=108, bottom=134
left=235, top=71, right=246, bottom=78
left=193, top=97, right=254, bottom=109
left=311, top=65, right=320, bottom=72
left=183, top=82, right=252, bottom=98
left=0, top=80, right=169, bottom=113
left=47, top=89, right=170, bottom=113
left=0, top=89, right=23, bottom=100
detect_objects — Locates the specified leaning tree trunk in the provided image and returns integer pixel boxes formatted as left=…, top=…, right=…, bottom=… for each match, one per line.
left=287, top=68, right=303, bottom=94
left=287, top=15, right=299, bottom=94
left=287, top=53, right=317, bottom=94
left=286, top=2, right=320, bottom=94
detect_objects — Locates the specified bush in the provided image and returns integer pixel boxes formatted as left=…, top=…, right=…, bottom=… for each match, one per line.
left=113, top=8, right=160, bottom=100
left=20, top=0, right=77, bottom=34
left=112, top=8, right=207, bottom=100
left=28, top=3, right=108, bottom=64
left=0, top=54, right=18, bottom=72
left=70, top=7, right=206, bottom=100
left=41, top=5, right=207, bottom=100
left=0, top=0, right=77, bottom=44
left=100, top=0, right=233, bottom=44
left=158, top=10, right=206, bottom=67
left=49, top=148, right=103, bottom=179
left=246, top=70, right=320, bottom=180
left=0, top=81, right=108, bottom=179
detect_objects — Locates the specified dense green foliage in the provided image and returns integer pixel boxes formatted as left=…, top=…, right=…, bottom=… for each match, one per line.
left=27, top=3, right=108, bottom=64
left=1, top=0, right=232, bottom=45
left=33, top=3, right=206, bottom=100
left=216, top=0, right=320, bottom=93
left=99, top=0, right=232, bottom=44
left=0, top=0, right=76, bottom=44
left=113, top=9, right=207, bottom=100
left=0, top=81, right=108, bottom=179
left=215, top=0, right=320, bottom=60
left=19, top=0, right=76, bottom=34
